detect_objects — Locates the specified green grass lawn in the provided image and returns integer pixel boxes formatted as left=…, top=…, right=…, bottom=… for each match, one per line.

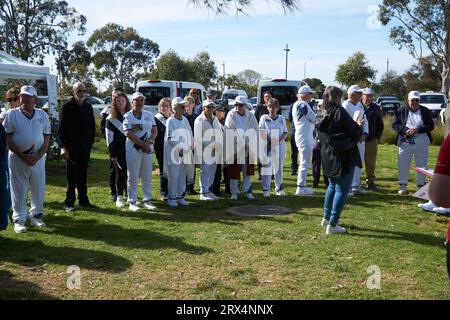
left=0, top=140, right=449, bottom=300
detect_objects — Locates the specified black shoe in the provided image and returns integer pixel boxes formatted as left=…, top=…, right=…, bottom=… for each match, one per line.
left=368, top=183, right=378, bottom=191
left=78, top=202, right=97, bottom=209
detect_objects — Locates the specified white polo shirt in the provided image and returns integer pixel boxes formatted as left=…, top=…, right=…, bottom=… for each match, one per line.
left=3, top=108, right=51, bottom=154
left=123, top=110, right=156, bottom=148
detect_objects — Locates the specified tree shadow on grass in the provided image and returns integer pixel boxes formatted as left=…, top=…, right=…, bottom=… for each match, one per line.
left=346, top=225, right=445, bottom=249
left=38, top=215, right=214, bottom=255
left=0, top=237, right=132, bottom=273
left=0, top=270, right=58, bottom=300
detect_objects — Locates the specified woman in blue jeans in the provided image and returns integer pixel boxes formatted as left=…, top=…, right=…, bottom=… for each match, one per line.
left=317, top=86, right=364, bottom=234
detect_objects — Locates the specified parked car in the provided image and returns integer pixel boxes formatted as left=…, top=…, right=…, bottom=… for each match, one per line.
left=257, top=79, right=308, bottom=118
left=88, top=96, right=110, bottom=118
left=222, top=88, right=248, bottom=102
left=376, top=95, right=399, bottom=105
left=248, top=97, right=257, bottom=109
left=420, top=91, right=447, bottom=117
left=380, top=100, right=401, bottom=115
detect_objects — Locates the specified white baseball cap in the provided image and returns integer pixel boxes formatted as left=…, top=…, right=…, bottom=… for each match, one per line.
left=234, top=96, right=247, bottom=105
left=202, top=99, right=217, bottom=108
left=19, top=85, right=38, bottom=97
left=348, top=85, right=364, bottom=94
left=362, top=87, right=375, bottom=95
left=132, top=92, right=145, bottom=100
left=298, top=85, right=315, bottom=95
left=172, top=97, right=188, bottom=108
left=408, top=91, right=421, bottom=101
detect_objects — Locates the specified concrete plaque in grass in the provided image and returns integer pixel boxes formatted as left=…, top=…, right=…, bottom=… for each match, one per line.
left=227, top=205, right=291, bottom=217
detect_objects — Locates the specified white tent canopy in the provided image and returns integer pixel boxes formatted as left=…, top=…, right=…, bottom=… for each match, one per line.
left=0, top=51, right=50, bottom=80
left=0, top=51, right=58, bottom=118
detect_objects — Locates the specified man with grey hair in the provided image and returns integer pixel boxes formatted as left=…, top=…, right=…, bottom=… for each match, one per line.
left=57, top=82, right=96, bottom=211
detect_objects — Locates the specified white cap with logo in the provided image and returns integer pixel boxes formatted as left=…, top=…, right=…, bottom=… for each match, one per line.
left=172, top=97, right=188, bottom=109
left=362, top=88, right=375, bottom=95
left=348, top=85, right=364, bottom=94
left=298, top=85, right=315, bottom=95
left=132, top=92, right=144, bottom=100
left=408, top=91, right=421, bottom=101
left=19, top=85, right=38, bottom=97
left=234, top=96, right=247, bottom=105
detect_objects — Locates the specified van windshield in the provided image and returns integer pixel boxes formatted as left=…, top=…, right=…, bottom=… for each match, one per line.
left=260, top=86, right=298, bottom=105
left=139, top=87, right=171, bottom=105
left=223, top=93, right=238, bottom=100
left=420, top=94, right=445, bottom=104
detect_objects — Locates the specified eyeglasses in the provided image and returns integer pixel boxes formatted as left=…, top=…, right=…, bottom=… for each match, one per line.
left=7, top=97, right=18, bottom=102
left=411, top=99, right=419, bottom=102
left=77, top=90, right=86, bottom=93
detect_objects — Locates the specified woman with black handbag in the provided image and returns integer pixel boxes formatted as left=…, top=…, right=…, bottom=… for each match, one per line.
left=317, top=86, right=364, bottom=235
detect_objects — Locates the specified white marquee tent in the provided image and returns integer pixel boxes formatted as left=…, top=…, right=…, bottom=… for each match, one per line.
left=0, top=51, right=58, bottom=118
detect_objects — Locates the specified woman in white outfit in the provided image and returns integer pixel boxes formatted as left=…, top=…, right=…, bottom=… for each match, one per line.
left=123, top=92, right=158, bottom=212
left=164, top=97, right=195, bottom=207
left=194, top=99, right=223, bottom=201
left=292, top=86, right=318, bottom=196
left=259, top=98, right=288, bottom=197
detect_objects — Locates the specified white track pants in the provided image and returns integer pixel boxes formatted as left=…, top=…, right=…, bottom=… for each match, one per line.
left=230, top=164, right=252, bottom=195
left=126, top=146, right=153, bottom=204
left=9, top=154, right=46, bottom=223
left=200, top=163, right=217, bottom=195
left=398, top=134, right=429, bottom=187
left=262, top=148, right=285, bottom=192
left=351, top=141, right=365, bottom=188
left=168, top=164, right=187, bottom=200
left=297, top=144, right=313, bottom=187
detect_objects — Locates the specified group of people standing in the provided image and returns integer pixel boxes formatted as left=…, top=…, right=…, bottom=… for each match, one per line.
left=0, top=79, right=449, bottom=237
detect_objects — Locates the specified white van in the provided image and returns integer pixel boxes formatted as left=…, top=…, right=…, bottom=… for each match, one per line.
left=257, top=79, right=308, bottom=118
left=136, top=80, right=206, bottom=115
left=222, top=88, right=248, bottom=101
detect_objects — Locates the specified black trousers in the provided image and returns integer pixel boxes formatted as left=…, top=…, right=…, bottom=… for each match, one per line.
left=290, top=130, right=298, bottom=172
left=65, top=143, right=92, bottom=207
left=156, top=152, right=168, bottom=196
left=112, top=153, right=127, bottom=197
left=109, top=160, right=117, bottom=197
left=212, top=164, right=230, bottom=195
left=312, top=142, right=329, bottom=187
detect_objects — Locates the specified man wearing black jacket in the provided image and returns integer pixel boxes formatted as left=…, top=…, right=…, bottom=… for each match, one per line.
left=58, top=82, right=96, bottom=211
left=362, top=88, right=384, bottom=191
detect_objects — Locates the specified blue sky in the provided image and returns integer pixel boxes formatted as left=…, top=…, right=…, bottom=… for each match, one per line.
left=57, top=0, right=418, bottom=87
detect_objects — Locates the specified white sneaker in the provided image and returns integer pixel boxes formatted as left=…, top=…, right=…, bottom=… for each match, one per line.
left=433, top=207, right=450, bottom=215
left=200, top=194, right=214, bottom=201
left=231, top=194, right=238, bottom=200
left=143, top=201, right=157, bottom=210
left=209, top=193, right=219, bottom=201
left=14, top=222, right=27, bottom=234
left=276, top=190, right=287, bottom=196
left=167, top=199, right=178, bottom=207
left=116, top=196, right=125, bottom=208
left=326, top=224, right=347, bottom=235
left=29, top=217, right=46, bottom=228
left=398, top=185, right=408, bottom=195
left=263, top=191, right=270, bottom=198
left=352, top=187, right=369, bottom=195
left=129, top=203, right=140, bottom=212
left=295, top=187, right=314, bottom=196
left=321, top=219, right=329, bottom=227
left=178, top=198, right=190, bottom=206
left=245, top=193, right=255, bottom=200
left=418, top=201, right=437, bottom=212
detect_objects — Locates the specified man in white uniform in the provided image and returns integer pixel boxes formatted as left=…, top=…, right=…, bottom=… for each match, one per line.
left=4, top=86, right=50, bottom=233
left=293, top=86, right=317, bottom=196
left=343, top=85, right=369, bottom=195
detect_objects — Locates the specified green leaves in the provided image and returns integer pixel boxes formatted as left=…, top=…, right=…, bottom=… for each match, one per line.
left=335, top=52, right=377, bottom=88
left=86, top=23, right=160, bottom=88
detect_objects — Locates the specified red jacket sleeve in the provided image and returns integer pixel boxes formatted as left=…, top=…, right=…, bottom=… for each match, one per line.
left=435, top=136, right=450, bottom=176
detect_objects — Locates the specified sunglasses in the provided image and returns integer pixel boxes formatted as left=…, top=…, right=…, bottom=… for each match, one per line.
left=77, top=89, right=86, bottom=93
left=7, top=97, right=18, bottom=102
left=411, top=99, right=419, bottom=102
